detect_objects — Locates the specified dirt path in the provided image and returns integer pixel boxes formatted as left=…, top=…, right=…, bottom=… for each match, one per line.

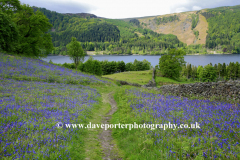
left=99, top=92, right=121, bottom=160
left=84, top=91, right=122, bottom=160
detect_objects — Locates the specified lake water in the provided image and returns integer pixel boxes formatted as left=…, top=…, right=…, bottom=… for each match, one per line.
left=42, top=54, right=240, bottom=67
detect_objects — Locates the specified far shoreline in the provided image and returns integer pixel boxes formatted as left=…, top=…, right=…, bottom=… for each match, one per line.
left=46, top=52, right=235, bottom=56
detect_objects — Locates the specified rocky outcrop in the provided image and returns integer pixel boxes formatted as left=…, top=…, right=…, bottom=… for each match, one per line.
left=160, top=80, right=240, bottom=102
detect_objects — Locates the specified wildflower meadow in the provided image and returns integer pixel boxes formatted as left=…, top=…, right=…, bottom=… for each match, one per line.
left=113, top=88, right=240, bottom=159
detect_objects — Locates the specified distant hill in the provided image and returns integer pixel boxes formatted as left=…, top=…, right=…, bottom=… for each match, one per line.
left=34, top=4, right=240, bottom=54
left=34, top=7, right=184, bottom=55
left=134, top=5, right=240, bottom=53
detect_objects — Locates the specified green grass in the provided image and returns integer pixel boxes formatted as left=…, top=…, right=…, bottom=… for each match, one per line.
left=102, top=69, right=197, bottom=87
left=102, top=70, right=152, bottom=85
left=84, top=85, right=124, bottom=159
left=155, top=76, right=197, bottom=86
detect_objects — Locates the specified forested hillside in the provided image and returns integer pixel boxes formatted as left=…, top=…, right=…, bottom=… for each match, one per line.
left=33, top=7, right=120, bottom=46
left=202, top=5, right=240, bottom=53
left=34, top=7, right=184, bottom=55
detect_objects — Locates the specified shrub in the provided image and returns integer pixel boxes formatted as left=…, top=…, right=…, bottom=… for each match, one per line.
left=199, top=65, right=217, bottom=82
left=83, top=56, right=102, bottom=76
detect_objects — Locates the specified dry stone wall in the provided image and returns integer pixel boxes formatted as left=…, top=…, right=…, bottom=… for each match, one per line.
left=160, top=80, right=240, bottom=102
left=142, top=68, right=156, bottom=87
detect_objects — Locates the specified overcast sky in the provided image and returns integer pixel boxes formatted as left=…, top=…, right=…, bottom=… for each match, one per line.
left=19, top=0, right=240, bottom=19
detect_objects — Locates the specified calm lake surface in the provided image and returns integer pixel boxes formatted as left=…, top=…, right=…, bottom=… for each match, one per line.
left=42, top=54, right=240, bottom=67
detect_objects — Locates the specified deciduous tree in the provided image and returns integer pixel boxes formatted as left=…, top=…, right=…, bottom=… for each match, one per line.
left=158, top=49, right=186, bottom=79
left=0, top=0, right=21, bottom=52
left=67, top=37, right=84, bottom=67
left=0, top=12, right=18, bottom=52
left=199, top=65, right=217, bottom=82
left=13, top=4, right=53, bottom=57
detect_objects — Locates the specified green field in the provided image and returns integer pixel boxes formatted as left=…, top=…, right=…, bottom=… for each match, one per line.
left=103, top=70, right=197, bottom=86
left=102, top=70, right=153, bottom=85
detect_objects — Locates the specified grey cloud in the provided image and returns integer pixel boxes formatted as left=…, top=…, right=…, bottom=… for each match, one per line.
left=170, top=0, right=240, bottom=13
left=19, top=0, right=93, bottom=13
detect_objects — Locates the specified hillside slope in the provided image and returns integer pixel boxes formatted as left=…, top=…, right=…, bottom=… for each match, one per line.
left=136, top=4, right=240, bottom=53
left=138, top=11, right=208, bottom=45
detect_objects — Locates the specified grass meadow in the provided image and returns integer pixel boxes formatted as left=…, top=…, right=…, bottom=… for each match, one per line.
left=103, top=70, right=197, bottom=86
left=102, top=70, right=153, bottom=85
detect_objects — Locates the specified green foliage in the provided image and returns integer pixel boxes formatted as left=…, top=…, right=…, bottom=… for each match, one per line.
left=182, top=64, right=198, bottom=80
left=60, top=59, right=151, bottom=75
left=183, top=44, right=207, bottom=55
left=0, top=0, right=21, bottom=15
left=80, top=56, right=102, bottom=76
left=124, top=59, right=151, bottom=72
left=221, top=63, right=227, bottom=77
left=193, top=30, right=199, bottom=38
left=125, top=62, right=135, bottom=71
left=67, top=37, right=84, bottom=67
left=0, top=12, right=19, bottom=52
left=133, top=59, right=151, bottom=71
left=158, top=49, right=186, bottom=78
left=116, top=61, right=125, bottom=72
left=12, top=4, right=53, bottom=57
left=227, top=62, right=237, bottom=80
left=199, top=65, right=217, bottom=82
left=186, top=63, right=192, bottom=79
left=0, top=0, right=21, bottom=52
left=53, top=22, right=120, bottom=43
left=49, top=59, right=53, bottom=64
left=100, top=61, right=117, bottom=75
left=36, top=7, right=120, bottom=45
left=62, top=62, right=75, bottom=69
left=154, top=15, right=179, bottom=25
left=182, top=61, right=240, bottom=82
left=197, top=66, right=203, bottom=78
left=203, top=6, right=240, bottom=53
left=216, top=63, right=222, bottom=78
left=191, top=14, right=199, bottom=30
left=129, top=19, right=140, bottom=26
